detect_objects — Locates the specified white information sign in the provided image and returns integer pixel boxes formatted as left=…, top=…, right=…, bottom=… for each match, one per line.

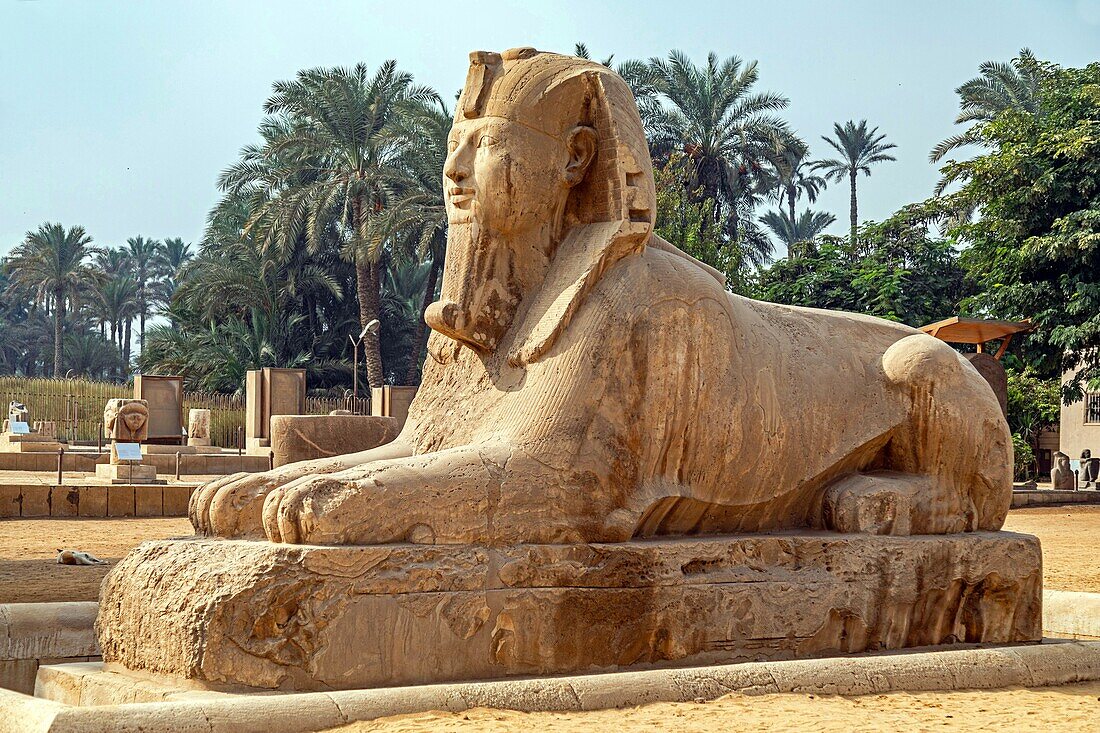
left=9, top=421, right=30, bottom=435
left=115, top=443, right=143, bottom=461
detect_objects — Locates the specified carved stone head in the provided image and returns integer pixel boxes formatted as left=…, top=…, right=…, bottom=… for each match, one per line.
left=427, top=48, right=655, bottom=362
left=104, top=399, right=150, bottom=442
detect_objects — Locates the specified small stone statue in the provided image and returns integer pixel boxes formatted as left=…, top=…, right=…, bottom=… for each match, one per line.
left=1051, top=451, right=1074, bottom=490
left=187, top=408, right=212, bottom=447
left=1083, top=449, right=1100, bottom=489
left=7, top=401, right=27, bottom=424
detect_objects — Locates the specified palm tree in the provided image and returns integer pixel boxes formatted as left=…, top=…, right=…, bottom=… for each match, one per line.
left=813, top=121, right=897, bottom=248
left=648, top=51, right=791, bottom=261
left=760, top=208, right=836, bottom=257
left=98, top=277, right=138, bottom=376
left=930, top=49, right=1044, bottom=195
left=125, top=236, right=162, bottom=351
left=153, top=237, right=193, bottom=319
left=370, top=99, right=451, bottom=384
left=6, top=223, right=103, bottom=377
left=223, top=62, right=439, bottom=389
left=770, top=142, right=827, bottom=220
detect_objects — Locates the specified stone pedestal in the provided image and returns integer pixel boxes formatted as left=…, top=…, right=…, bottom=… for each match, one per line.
left=0, top=433, right=62, bottom=453
left=270, top=414, right=400, bottom=467
left=94, top=463, right=162, bottom=484
left=94, top=531, right=1042, bottom=694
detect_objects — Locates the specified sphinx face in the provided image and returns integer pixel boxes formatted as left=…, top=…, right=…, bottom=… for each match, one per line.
left=427, top=117, right=573, bottom=353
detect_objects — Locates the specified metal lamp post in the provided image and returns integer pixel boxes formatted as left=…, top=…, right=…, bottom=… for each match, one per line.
left=349, top=319, right=381, bottom=411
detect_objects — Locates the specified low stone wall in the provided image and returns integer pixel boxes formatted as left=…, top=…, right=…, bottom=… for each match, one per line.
left=0, top=451, right=269, bottom=475
left=1011, top=489, right=1100, bottom=508
left=0, top=483, right=197, bottom=518
left=0, top=603, right=99, bottom=696
left=271, top=415, right=399, bottom=467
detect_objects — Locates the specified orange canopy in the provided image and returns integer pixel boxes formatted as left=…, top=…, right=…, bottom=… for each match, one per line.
left=919, top=317, right=1033, bottom=360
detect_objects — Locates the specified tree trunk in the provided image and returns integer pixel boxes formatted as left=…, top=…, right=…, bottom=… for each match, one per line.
left=124, top=319, right=132, bottom=378
left=788, top=187, right=796, bottom=222
left=53, top=289, right=63, bottom=378
left=355, top=259, right=385, bottom=389
left=404, top=253, right=442, bottom=385
left=849, top=169, right=858, bottom=250
left=138, top=287, right=146, bottom=352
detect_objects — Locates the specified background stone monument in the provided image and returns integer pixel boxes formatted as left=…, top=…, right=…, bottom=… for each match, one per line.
left=187, top=408, right=212, bottom=447
left=133, top=375, right=184, bottom=445
left=90, top=49, right=1041, bottom=700
left=244, top=367, right=306, bottom=454
left=369, top=385, right=417, bottom=429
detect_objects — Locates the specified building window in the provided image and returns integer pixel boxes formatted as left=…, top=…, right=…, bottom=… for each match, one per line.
left=1087, top=392, right=1100, bottom=424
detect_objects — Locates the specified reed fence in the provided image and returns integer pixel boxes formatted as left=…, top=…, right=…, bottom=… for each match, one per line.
left=0, top=376, right=368, bottom=448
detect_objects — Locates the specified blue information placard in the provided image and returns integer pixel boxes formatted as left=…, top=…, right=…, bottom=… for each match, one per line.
left=9, top=421, right=30, bottom=435
left=115, top=443, right=143, bottom=461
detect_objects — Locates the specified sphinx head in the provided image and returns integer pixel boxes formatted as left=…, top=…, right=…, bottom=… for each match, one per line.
left=426, top=48, right=655, bottom=356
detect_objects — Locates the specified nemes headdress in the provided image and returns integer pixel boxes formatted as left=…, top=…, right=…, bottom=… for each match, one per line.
left=455, top=48, right=658, bottom=365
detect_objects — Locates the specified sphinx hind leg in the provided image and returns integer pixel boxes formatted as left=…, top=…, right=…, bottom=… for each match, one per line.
left=821, top=471, right=973, bottom=536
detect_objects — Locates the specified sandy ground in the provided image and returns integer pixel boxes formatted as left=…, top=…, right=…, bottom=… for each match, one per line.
left=1004, top=505, right=1100, bottom=592
left=0, top=517, right=192, bottom=602
left=325, top=682, right=1100, bottom=732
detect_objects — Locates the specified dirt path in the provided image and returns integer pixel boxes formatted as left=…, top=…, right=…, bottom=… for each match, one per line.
left=1004, top=505, right=1100, bottom=592
left=327, top=681, right=1100, bottom=732
left=0, top=517, right=192, bottom=603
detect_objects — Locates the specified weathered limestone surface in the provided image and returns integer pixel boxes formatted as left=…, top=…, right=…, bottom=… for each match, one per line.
left=97, top=532, right=1041, bottom=692
left=270, top=415, right=399, bottom=468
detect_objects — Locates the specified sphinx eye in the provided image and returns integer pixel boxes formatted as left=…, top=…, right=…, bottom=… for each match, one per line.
left=477, top=135, right=498, bottom=148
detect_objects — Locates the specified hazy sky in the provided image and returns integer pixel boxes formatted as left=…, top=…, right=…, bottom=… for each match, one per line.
left=2, top=0, right=1099, bottom=258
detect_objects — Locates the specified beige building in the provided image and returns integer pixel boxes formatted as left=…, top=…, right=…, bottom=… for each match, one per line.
left=1060, top=368, right=1100, bottom=459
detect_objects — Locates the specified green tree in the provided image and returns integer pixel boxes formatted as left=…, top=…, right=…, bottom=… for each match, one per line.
left=814, top=120, right=897, bottom=248
left=5, top=223, right=103, bottom=377
left=368, top=99, right=451, bottom=384
left=653, top=154, right=744, bottom=290
left=1006, top=369, right=1060, bottom=480
left=942, top=57, right=1100, bottom=399
left=930, top=49, right=1043, bottom=172
left=98, top=276, right=138, bottom=377
left=648, top=50, right=792, bottom=265
left=125, top=235, right=162, bottom=352
left=225, top=62, right=439, bottom=389
left=759, top=204, right=968, bottom=327
left=153, top=237, right=193, bottom=323
left=759, top=208, right=836, bottom=257
left=770, top=143, right=827, bottom=220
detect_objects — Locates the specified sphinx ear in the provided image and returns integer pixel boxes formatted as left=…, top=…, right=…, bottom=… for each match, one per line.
left=563, top=126, right=597, bottom=186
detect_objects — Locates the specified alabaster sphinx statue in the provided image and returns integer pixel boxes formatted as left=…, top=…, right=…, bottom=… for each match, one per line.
left=190, top=50, right=1010, bottom=545
left=96, top=49, right=1039, bottom=695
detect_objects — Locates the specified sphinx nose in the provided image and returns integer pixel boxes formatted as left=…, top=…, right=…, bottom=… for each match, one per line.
left=444, top=153, right=468, bottom=184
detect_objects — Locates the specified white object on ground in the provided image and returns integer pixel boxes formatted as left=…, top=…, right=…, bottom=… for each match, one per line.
left=56, top=550, right=108, bottom=566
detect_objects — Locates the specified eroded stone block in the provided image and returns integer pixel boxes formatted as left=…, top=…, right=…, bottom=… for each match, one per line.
left=96, top=532, right=1043, bottom=693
